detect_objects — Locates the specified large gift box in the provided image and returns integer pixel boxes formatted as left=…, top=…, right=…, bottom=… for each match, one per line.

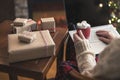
left=8, top=30, right=55, bottom=63
left=41, top=17, right=56, bottom=32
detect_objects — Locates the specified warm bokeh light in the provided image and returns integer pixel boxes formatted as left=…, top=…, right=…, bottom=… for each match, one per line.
left=99, top=3, right=103, bottom=8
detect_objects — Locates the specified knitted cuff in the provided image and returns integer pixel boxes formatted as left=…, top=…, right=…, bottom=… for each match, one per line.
left=74, top=39, right=92, bottom=55
left=76, top=51, right=96, bottom=74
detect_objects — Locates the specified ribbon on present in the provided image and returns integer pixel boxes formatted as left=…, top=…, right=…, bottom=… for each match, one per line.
left=27, top=19, right=34, bottom=23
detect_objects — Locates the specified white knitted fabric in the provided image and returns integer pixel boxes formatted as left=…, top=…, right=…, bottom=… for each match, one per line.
left=74, top=37, right=120, bottom=79
left=74, top=39, right=96, bottom=76
left=92, top=38, right=120, bottom=80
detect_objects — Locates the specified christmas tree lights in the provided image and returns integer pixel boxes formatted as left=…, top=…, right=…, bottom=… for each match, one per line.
left=99, top=0, right=120, bottom=32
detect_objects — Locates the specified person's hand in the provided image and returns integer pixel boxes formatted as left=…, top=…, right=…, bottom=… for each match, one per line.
left=73, top=30, right=92, bottom=54
left=96, top=30, right=115, bottom=44
left=74, top=29, right=85, bottom=42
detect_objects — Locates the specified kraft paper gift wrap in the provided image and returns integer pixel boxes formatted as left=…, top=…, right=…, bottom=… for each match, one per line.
left=8, top=30, right=55, bottom=63
left=13, top=18, right=28, bottom=26
left=12, top=18, right=37, bottom=34
left=18, top=31, right=37, bottom=43
left=41, top=17, right=56, bottom=32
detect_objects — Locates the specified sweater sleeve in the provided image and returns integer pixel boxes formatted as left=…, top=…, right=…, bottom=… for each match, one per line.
left=92, top=39, right=120, bottom=79
left=74, top=39, right=96, bottom=76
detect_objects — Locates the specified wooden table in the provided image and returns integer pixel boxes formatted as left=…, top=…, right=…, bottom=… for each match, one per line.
left=0, top=20, right=68, bottom=80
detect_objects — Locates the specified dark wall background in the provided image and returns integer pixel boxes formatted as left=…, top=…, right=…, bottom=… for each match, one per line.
left=0, top=0, right=15, bottom=22
left=64, top=0, right=110, bottom=27
left=0, top=0, right=110, bottom=26
left=28, top=0, right=64, bottom=18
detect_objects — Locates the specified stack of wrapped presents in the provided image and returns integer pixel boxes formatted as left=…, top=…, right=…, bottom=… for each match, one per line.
left=12, top=18, right=37, bottom=34
left=8, top=18, right=56, bottom=63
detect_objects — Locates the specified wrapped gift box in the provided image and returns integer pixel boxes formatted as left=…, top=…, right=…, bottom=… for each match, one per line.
left=12, top=18, right=37, bottom=34
left=13, top=18, right=28, bottom=26
left=18, top=31, right=37, bottom=43
left=41, top=17, right=56, bottom=32
left=8, top=30, right=55, bottom=63
left=25, top=19, right=37, bottom=31
left=13, top=25, right=31, bottom=34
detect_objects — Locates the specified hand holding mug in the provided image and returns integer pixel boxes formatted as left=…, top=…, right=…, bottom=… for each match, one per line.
left=76, top=21, right=91, bottom=39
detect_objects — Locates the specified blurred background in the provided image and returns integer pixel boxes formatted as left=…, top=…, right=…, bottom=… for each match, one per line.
left=0, top=0, right=120, bottom=79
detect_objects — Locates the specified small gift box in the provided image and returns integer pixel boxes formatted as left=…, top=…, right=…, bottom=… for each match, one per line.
left=12, top=19, right=37, bottom=34
left=76, top=21, right=91, bottom=39
left=18, top=31, right=36, bottom=43
left=8, top=30, right=55, bottom=63
left=12, top=25, right=31, bottom=34
left=25, top=19, right=37, bottom=31
left=13, top=18, right=28, bottom=26
left=41, top=17, right=56, bottom=32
